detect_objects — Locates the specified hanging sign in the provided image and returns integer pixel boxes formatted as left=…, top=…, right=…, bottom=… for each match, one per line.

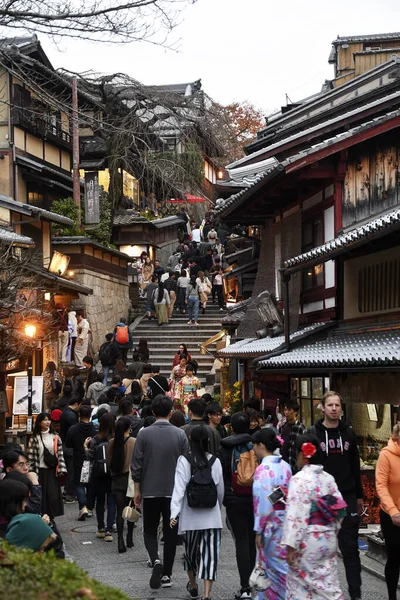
left=85, top=171, right=100, bottom=224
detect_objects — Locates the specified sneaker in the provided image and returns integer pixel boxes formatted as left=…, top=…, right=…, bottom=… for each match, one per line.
left=161, top=576, right=172, bottom=588
left=78, top=507, right=88, bottom=521
left=86, top=510, right=93, bottom=518
left=219, top=307, right=224, bottom=311
left=187, top=581, right=199, bottom=599
left=150, top=560, right=163, bottom=589
left=96, top=529, right=105, bottom=538
left=63, top=495, right=76, bottom=504
left=235, top=589, right=251, bottom=599
left=104, top=531, right=113, bottom=542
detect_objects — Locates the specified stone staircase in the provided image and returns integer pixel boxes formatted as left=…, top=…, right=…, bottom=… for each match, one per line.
left=130, top=302, right=226, bottom=386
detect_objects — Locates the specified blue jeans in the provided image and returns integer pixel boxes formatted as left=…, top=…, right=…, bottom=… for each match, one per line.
left=102, top=365, right=113, bottom=385
left=76, top=483, right=87, bottom=510
left=188, top=296, right=199, bottom=323
left=96, top=488, right=116, bottom=531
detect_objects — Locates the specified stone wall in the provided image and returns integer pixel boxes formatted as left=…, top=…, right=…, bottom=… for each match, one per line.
left=71, top=269, right=130, bottom=353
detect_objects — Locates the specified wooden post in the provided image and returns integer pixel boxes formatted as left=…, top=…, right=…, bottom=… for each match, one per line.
left=0, top=362, right=6, bottom=445
left=72, top=76, right=81, bottom=225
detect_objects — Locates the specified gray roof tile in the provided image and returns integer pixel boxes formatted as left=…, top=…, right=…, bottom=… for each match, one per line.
left=0, top=227, right=34, bottom=247
left=257, top=327, right=400, bottom=369
left=0, top=194, right=74, bottom=226
left=219, top=322, right=328, bottom=357
left=333, top=32, right=400, bottom=44
left=284, top=206, right=400, bottom=269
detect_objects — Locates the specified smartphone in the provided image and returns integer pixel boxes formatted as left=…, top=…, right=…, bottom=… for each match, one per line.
left=267, top=486, right=286, bottom=505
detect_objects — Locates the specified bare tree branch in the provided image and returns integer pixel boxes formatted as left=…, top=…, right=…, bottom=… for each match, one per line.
left=0, top=0, right=196, bottom=44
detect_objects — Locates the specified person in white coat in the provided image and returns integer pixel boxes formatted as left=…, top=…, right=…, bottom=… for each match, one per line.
left=170, top=424, right=224, bottom=600
left=74, top=311, right=90, bottom=367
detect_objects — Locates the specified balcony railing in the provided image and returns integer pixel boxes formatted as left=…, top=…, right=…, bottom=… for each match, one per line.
left=11, top=107, right=71, bottom=146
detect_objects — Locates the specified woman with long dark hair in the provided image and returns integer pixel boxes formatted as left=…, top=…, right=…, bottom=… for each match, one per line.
left=84, top=413, right=116, bottom=543
left=170, top=425, right=224, bottom=600
left=106, top=416, right=135, bottom=553
left=171, top=344, right=192, bottom=369
left=177, top=268, right=190, bottom=313
left=27, top=412, right=67, bottom=520
left=152, top=281, right=170, bottom=326
left=137, top=338, right=150, bottom=362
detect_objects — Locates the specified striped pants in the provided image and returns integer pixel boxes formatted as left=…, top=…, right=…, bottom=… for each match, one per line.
left=184, top=528, right=221, bottom=581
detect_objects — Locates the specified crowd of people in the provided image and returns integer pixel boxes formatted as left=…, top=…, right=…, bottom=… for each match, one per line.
left=135, top=220, right=238, bottom=326
left=3, top=347, right=400, bottom=600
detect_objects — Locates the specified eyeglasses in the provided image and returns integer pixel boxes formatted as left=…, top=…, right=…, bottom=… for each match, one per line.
left=17, top=462, right=29, bottom=468
left=211, top=413, right=222, bottom=418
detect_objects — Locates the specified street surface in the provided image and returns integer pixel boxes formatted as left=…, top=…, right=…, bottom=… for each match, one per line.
left=57, top=502, right=388, bottom=599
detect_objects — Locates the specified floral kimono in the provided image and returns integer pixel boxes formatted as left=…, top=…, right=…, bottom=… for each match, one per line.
left=252, top=455, right=292, bottom=600
left=170, top=364, right=186, bottom=398
left=281, top=464, right=345, bottom=600
left=175, top=374, right=200, bottom=412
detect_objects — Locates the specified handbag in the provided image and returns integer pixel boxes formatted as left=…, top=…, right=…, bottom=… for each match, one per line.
left=40, top=434, right=58, bottom=469
left=80, top=460, right=92, bottom=483
left=122, top=499, right=140, bottom=523
left=249, top=562, right=271, bottom=592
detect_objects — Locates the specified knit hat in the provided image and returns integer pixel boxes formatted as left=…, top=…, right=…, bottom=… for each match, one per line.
left=6, top=513, right=54, bottom=550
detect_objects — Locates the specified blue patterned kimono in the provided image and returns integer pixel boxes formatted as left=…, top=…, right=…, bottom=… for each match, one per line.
left=253, top=455, right=292, bottom=600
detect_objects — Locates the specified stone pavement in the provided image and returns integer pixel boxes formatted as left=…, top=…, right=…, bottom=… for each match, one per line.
left=56, top=502, right=388, bottom=600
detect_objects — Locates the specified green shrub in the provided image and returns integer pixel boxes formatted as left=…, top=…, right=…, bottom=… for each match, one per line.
left=0, top=540, right=132, bottom=600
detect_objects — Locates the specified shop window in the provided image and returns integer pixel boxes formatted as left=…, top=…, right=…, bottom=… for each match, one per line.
left=28, top=191, right=44, bottom=207
left=291, top=376, right=330, bottom=428
left=358, top=258, right=400, bottom=313
left=302, top=217, right=324, bottom=290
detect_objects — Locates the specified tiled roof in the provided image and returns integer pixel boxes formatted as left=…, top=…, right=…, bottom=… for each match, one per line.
left=113, top=211, right=148, bottom=225
left=284, top=206, right=400, bottom=270
left=333, top=32, right=400, bottom=44
left=0, top=195, right=74, bottom=226
left=218, top=322, right=329, bottom=358
left=52, top=236, right=130, bottom=259
left=215, top=163, right=284, bottom=216
left=152, top=215, right=185, bottom=228
left=0, top=227, right=34, bottom=247
left=30, top=265, right=93, bottom=295
left=220, top=157, right=278, bottom=189
left=257, top=327, right=400, bottom=369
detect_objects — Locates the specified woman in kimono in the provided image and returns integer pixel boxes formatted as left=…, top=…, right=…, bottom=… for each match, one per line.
left=252, top=428, right=292, bottom=600
left=74, top=311, right=90, bottom=367
left=175, top=362, right=200, bottom=414
left=170, top=354, right=187, bottom=399
left=141, top=257, right=154, bottom=294
left=282, top=434, right=346, bottom=600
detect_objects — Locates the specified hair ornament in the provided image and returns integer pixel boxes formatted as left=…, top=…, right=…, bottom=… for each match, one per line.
left=276, top=435, right=284, bottom=446
left=301, top=442, right=317, bottom=459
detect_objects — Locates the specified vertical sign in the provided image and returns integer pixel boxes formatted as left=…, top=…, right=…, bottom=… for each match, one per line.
left=85, top=171, right=100, bottom=224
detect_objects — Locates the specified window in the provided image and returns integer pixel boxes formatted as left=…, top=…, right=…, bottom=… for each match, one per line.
left=358, top=258, right=400, bottom=313
left=291, top=376, right=330, bottom=428
left=28, top=192, right=44, bottom=206
left=302, top=216, right=324, bottom=290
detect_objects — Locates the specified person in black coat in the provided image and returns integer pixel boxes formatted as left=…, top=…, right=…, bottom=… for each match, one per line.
left=217, top=412, right=256, bottom=599
left=60, top=397, right=80, bottom=502
left=65, top=405, right=95, bottom=520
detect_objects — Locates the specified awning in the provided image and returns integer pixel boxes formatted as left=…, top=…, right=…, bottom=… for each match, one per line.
left=0, top=227, right=34, bottom=247
left=168, top=194, right=207, bottom=204
left=29, top=264, right=93, bottom=295
left=256, top=324, right=400, bottom=373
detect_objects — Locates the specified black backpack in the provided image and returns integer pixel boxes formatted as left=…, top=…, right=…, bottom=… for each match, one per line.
left=99, top=342, right=113, bottom=365
left=94, top=439, right=109, bottom=477
left=186, top=454, right=218, bottom=509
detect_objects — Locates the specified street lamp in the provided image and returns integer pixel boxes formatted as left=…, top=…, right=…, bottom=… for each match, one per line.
left=24, top=323, right=36, bottom=433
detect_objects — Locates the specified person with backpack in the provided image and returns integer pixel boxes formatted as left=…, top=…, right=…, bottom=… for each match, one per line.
left=252, top=428, right=292, bottom=600
left=307, top=392, right=363, bottom=600
left=114, top=317, right=133, bottom=364
left=217, top=412, right=258, bottom=600
left=84, top=413, right=116, bottom=543
left=186, top=275, right=200, bottom=326
left=277, top=400, right=306, bottom=475
left=170, top=424, right=224, bottom=600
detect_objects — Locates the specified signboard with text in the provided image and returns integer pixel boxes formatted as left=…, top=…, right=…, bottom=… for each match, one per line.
left=85, top=171, right=100, bottom=224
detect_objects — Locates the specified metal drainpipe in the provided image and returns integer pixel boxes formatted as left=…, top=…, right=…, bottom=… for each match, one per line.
left=280, top=269, right=291, bottom=352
